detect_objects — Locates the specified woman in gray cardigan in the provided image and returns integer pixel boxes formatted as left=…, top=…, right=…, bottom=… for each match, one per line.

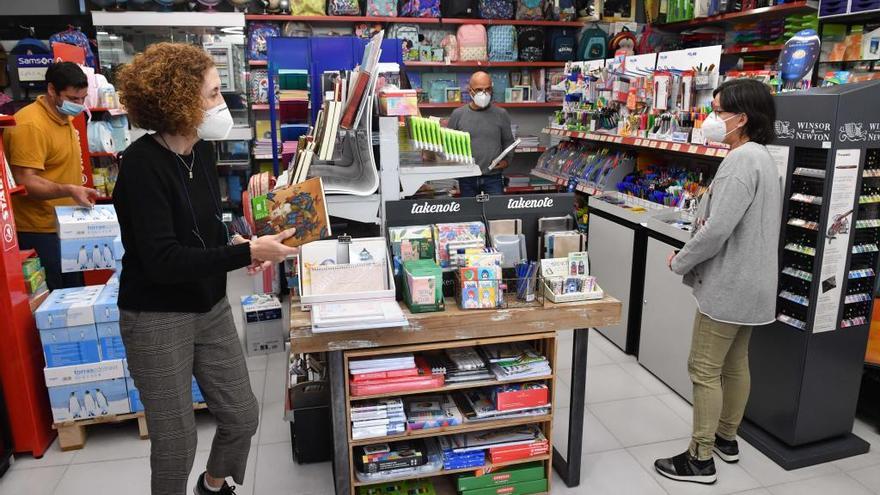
left=654, top=79, right=781, bottom=485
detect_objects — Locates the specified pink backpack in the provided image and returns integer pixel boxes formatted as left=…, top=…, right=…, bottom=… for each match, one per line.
left=440, top=34, right=459, bottom=62
left=456, top=25, right=487, bottom=61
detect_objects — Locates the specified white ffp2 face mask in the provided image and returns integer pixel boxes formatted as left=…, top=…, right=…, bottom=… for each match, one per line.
left=472, top=91, right=492, bottom=108
left=197, top=103, right=234, bottom=140
left=701, top=112, right=741, bottom=143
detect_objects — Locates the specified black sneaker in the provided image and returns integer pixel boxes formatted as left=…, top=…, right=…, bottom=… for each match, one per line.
left=654, top=451, right=717, bottom=485
left=193, top=472, right=236, bottom=495
left=714, top=434, right=740, bottom=463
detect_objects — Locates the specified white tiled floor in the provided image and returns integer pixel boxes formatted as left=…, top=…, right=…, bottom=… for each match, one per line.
left=2, top=271, right=880, bottom=495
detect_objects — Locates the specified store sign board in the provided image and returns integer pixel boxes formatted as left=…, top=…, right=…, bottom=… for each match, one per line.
left=813, top=149, right=861, bottom=333
left=16, top=55, right=52, bottom=82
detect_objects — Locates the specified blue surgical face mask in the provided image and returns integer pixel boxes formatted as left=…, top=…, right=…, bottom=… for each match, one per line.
left=57, top=99, right=86, bottom=117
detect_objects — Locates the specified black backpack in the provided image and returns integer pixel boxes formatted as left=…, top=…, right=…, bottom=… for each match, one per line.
left=546, top=28, right=576, bottom=61
left=442, top=0, right=478, bottom=16
left=517, top=26, right=545, bottom=62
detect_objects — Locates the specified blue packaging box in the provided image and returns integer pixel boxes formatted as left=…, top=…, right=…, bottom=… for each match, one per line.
left=127, top=378, right=144, bottom=413
left=113, top=235, right=125, bottom=260
left=60, top=237, right=119, bottom=273
left=93, top=284, right=119, bottom=323
left=44, top=359, right=130, bottom=422
left=55, top=205, right=119, bottom=240
left=40, top=324, right=101, bottom=368
left=97, top=322, right=125, bottom=360
left=35, top=285, right=103, bottom=330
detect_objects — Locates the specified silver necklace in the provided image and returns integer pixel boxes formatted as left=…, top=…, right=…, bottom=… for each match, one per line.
left=159, top=134, right=196, bottom=179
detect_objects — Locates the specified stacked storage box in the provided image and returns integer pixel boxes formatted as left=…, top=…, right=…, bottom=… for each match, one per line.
left=55, top=205, right=120, bottom=273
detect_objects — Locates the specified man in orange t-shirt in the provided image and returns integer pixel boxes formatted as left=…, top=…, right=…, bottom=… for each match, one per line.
left=3, top=62, right=98, bottom=289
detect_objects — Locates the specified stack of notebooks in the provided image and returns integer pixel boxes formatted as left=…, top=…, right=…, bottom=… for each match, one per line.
left=278, top=69, right=309, bottom=124
left=349, top=354, right=445, bottom=397
left=253, top=120, right=279, bottom=158
left=403, top=394, right=462, bottom=431
left=489, top=433, right=549, bottom=464
left=439, top=425, right=544, bottom=469
left=480, top=343, right=552, bottom=381
left=351, top=398, right=406, bottom=440
left=425, top=348, right=493, bottom=383
left=438, top=436, right=486, bottom=470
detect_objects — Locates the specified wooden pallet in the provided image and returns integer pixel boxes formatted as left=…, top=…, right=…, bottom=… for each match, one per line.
left=53, top=402, right=208, bottom=451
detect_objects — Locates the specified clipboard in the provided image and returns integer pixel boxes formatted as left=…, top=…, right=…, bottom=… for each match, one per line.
left=487, top=138, right=521, bottom=171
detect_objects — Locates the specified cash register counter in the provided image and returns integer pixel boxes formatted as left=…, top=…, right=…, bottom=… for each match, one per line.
left=290, top=296, right=622, bottom=495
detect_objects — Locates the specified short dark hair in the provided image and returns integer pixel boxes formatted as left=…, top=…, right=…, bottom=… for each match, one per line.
left=713, top=79, right=776, bottom=145
left=45, top=62, right=88, bottom=92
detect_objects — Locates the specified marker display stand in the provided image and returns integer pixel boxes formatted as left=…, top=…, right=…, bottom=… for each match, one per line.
left=741, top=80, right=880, bottom=469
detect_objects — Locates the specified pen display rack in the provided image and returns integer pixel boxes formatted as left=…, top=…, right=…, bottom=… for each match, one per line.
left=841, top=148, right=880, bottom=328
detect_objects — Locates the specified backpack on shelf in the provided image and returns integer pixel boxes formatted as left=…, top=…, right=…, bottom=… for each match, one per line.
left=440, top=34, right=460, bottom=62
left=389, top=24, right=422, bottom=61
left=544, top=0, right=576, bottom=20
left=574, top=0, right=599, bottom=19
left=547, top=28, right=576, bottom=61
left=282, top=22, right=312, bottom=37
left=328, top=0, right=361, bottom=15
left=290, top=0, right=325, bottom=15
left=49, top=28, right=97, bottom=69
left=609, top=27, right=637, bottom=56
left=456, top=25, right=488, bottom=61
left=365, top=0, right=396, bottom=16
left=577, top=24, right=607, bottom=60
left=517, top=26, right=545, bottom=62
left=516, top=0, right=545, bottom=20
left=488, top=25, right=517, bottom=62
left=87, top=120, right=115, bottom=153
left=490, top=71, right=510, bottom=102
left=248, top=23, right=280, bottom=61
left=400, top=0, right=440, bottom=17
left=478, top=0, right=515, bottom=19
left=442, top=0, right=477, bottom=17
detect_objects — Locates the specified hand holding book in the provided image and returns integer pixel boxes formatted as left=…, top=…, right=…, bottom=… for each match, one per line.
left=243, top=228, right=300, bottom=274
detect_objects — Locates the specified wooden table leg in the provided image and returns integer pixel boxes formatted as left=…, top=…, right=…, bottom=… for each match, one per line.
left=328, top=351, right=352, bottom=495
left=552, top=327, right=588, bottom=487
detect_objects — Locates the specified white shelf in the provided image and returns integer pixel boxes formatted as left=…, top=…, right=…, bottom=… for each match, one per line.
left=92, top=11, right=245, bottom=27
left=399, top=164, right=481, bottom=197
left=327, top=194, right=381, bottom=225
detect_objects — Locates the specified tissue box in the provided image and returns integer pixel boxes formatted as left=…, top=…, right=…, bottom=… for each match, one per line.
left=60, top=237, right=119, bottom=273
left=241, top=294, right=284, bottom=356
left=55, top=205, right=120, bottom=239
left=40, top=325, right=101, bottom=367
left=44, top=359, right=130, bottom=422
left=35, top=286, right=103, bottom=329
left=93, top=284, right=120, bottom=323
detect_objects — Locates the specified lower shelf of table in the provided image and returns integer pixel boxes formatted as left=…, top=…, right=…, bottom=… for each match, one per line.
left=351, top=453, right=552, bottom=487
left=351, top=414, right=553, bottom=446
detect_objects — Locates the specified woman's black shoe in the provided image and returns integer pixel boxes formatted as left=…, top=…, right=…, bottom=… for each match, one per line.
left=194, top=472, right=236, bottom=495
left=714, top=434, right=740, bottom=463
left=654, top=451, right=717, bottom=484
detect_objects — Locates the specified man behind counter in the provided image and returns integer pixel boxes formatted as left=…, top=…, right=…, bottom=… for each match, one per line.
left=447, top=71, right=516, bottom=197
left=4, top=62, right=99, bottom=289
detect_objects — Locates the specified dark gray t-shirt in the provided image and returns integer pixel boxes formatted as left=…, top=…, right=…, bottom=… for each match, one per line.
left=447, top=104, right=515, bottom=175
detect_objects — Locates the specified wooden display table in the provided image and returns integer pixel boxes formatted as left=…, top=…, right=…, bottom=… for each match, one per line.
left=290, top=296, right=622, bottom=494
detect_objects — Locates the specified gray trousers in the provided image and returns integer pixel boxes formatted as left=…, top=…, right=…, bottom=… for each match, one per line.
left=120, top=299, right=259, bottom=495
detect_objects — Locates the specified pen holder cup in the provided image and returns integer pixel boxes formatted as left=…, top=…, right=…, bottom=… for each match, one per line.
left=453, top=271, right=545, bottom=311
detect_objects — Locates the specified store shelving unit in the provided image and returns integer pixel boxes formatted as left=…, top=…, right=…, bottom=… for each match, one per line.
left=542, top=127, right=729, bottom=159
left=421, top=102, right=562, bottom=109
left=406, top=61, right=568, bottom=68
left=722, top=44, right=786, bottom=55
left=659, top=1, right=816, bottom=29
left=0, top=116, right=56, bottom=457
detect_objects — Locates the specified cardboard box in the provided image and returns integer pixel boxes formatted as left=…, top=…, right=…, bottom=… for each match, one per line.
left=123, top=360, right=204, bottom=411
left=241, top=294, right=285, bottom=356
left=40, top=325, right=101, bottom=368
left=97, top=322, right=126, bottom=360
left=113, top=235, right=125, bottom=260
left=494, top=386, right=549, bottom=412
left=44, top=359, right=130, bottom=422
left=60, top=236, right=119, bottom=273
left=457, top=462, right=545, bottom=492
left=93, top=284, right=120, bottom=323
left=35, top=285, right=103, bottom=330
left=461, top=478, right=547, bottom=495
left=55, top=205, right=119, bottom=239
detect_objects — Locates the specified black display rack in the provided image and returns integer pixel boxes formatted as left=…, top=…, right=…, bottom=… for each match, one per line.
left=741, top=80, right=880, bottom=469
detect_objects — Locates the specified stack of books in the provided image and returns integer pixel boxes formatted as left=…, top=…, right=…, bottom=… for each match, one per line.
left=349, top=354, right=445, bottom=397
left=356, top=439, right=428, bottom=474
left=438, top=436, right=486, bottom=470
left=351, top=398, right=406, bottom=440
left=489, top=432, right=549, bottom=464
left=480, top=343, right=552, bottom=380
left=440, top=425, right=544, bottom=468
left=454, top=387, right=550, bottom=423
left=404, top=394, right=463, bottom=431
left=425, top=347, right=493, bottom=384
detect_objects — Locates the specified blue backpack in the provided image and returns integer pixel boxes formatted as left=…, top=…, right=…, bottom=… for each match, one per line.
left=488, top=25, right=517, bottom=62
left=490, top=71, right=510, bottom=102
left=478, top=0, right=515, bottom=19
left=547, top=28, right=576, bottom=61
left=577, top=25, right=607, bottom=60
left=49, top=28, right=97, bottom=69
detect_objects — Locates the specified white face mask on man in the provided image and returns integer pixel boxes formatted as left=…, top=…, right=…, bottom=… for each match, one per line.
left=197, top=102, right=234, bottom=140
left=701, top=111, right=742, bottom=144
left=472, top=91, right=492, bottom=109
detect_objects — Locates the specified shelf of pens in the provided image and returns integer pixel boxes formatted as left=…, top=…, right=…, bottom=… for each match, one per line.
left=777, top=148, right=828, bottom=331
left=838, top=148, right=880, bottom=328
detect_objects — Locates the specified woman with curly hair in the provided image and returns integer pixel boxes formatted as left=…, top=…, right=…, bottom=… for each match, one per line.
left=113, top=43, right=297, bottom=495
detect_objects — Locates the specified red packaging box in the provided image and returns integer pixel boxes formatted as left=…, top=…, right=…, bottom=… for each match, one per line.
left=494, top=387, right=549, bottom=411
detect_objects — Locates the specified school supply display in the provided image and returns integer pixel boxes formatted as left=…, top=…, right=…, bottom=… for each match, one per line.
left=250, top=176, right=331, bottom=248
left=541, top=252, right=603, bottom=303
left=438, top=435, right=487, bottom=470
left=488, top=438, right=550, bottom=463
left=480, top=342, right=552, bottom=380
left=434, top=222, right=487, bottom=269
left=406, top=116, right=475, bottom=164
left=461, top=386, right=550, bottom=419
left=350, top=357, right=445, bottom=397
left=443, top=424, right=544, bottom=452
